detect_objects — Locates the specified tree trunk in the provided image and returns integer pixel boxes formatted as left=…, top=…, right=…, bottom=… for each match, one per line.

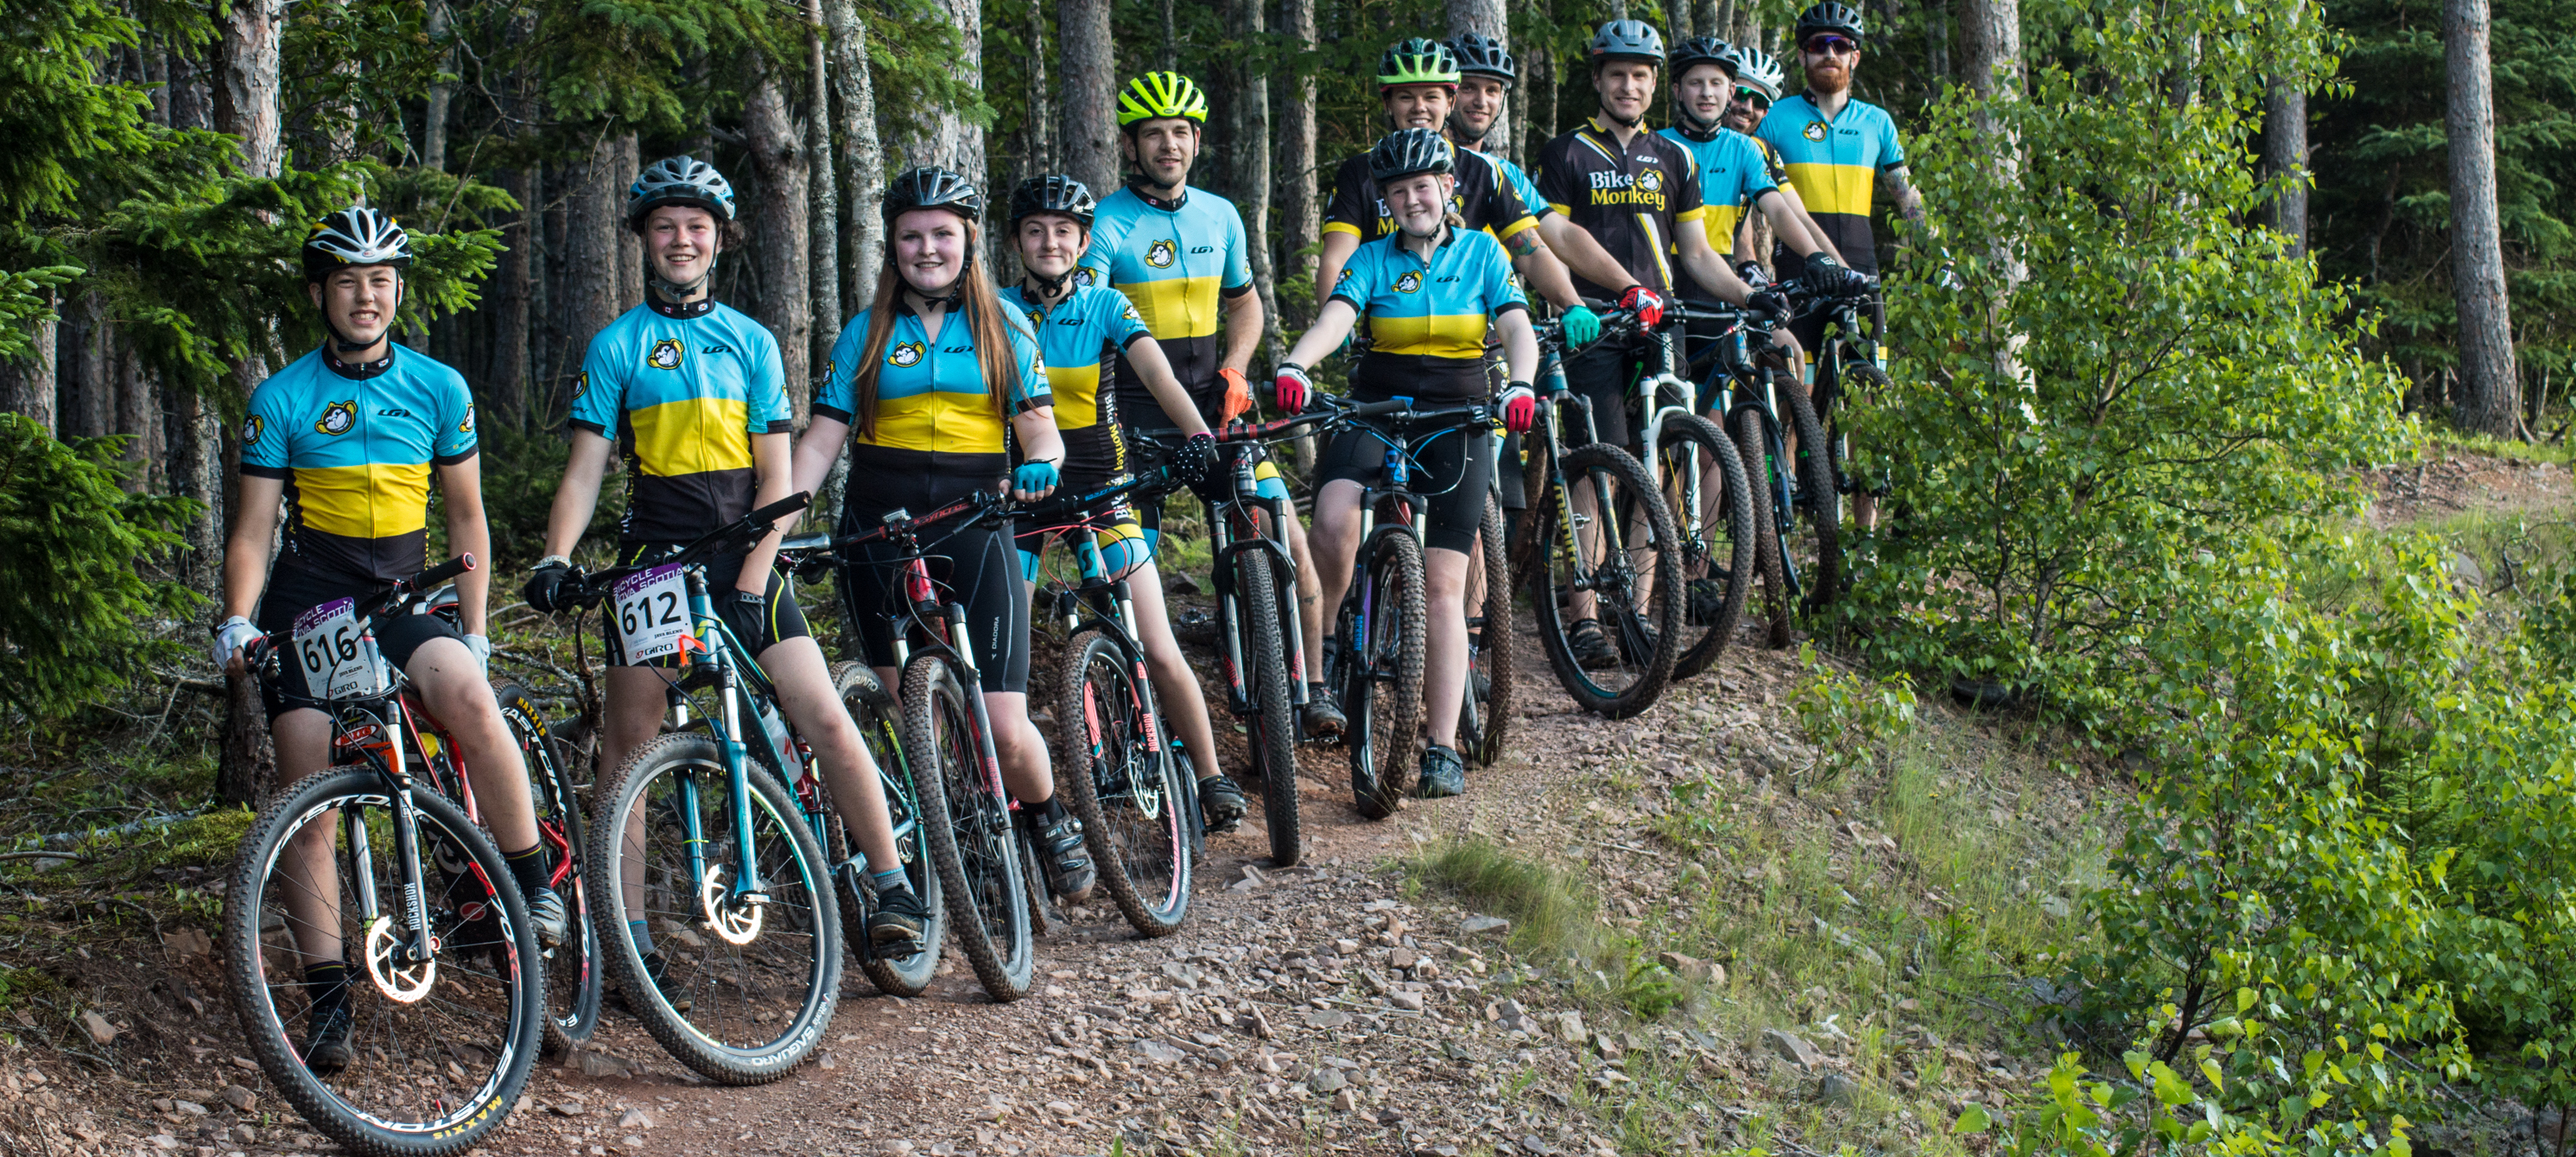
left=1024, top=0, right=1055, bottom=175
left=489, top=167, right=533, bottom=423
left=170, top=386, right=226, bottom=600
left=2446, top=0, right=2519, bottom=436
left=1694, top=0, right=1722, bottom=40
left=901, top=0, right=987, bottom=263
left=807, top=0, right=841, bottom=393
left=1446, top=0, right=1513, bottom=165
left=114, top=342, right=163, bottom=493
left=215, top=0, right=283, bottom=180
left=1665, top=0, right=1693, bottom=41
left=422, top=0, right=452, bottom=170
left=564, top=133, right=624, bottom=366
left=2262, top=78, right=2309, bottom=253
left=59, top=293, right=108, bottom=439
left=1530, top=16, right=1558, bottom=149
left=826, top=0, right=888, bottom=304
left=1928, top=0, right=1952, bottom=87
left=1222, top=0, right=1277, bottom=360
left=617, top=135, right=644, bottom=312
left=1160, top=0, right=1178, bottom=69
left=1058, top=0, right=1119, bottom=197
left=168, top=39, right=213, bottom=136
left=746, top=71, right=815, bottom=421
left=1960, top=0, right=2025, bottom=380
left=0, top=311, right=58, bottom=434
left=1277, top=0, right=1319, bottom=316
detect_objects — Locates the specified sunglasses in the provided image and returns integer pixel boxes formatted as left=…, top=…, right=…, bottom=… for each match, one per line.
left=1803, top=35, right=1859, bottom=56
left=1733, top=86, right=1773, bottom=109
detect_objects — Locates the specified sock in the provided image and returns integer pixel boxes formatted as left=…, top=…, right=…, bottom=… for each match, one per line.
left=304, top=961, right=349, bottom=1010
left=869, top=868, right=913, bottom=897
left=628, top=918, right=657, bottom=957
left=503, top=843, right=551, bottom=900
left=1033, top=796, right=1069, bottom=826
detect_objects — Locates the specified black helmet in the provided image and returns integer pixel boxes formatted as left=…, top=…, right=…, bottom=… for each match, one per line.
left=1446, top=33, right=1516, bottom=82
left=1009, top=175, right=1097, bottom=229
left=1795, top=2, right=1866, bottom=46
left=1367, top=127, right=1455, bottom=184
left=301, top=206, right=413, bottom=283
left=1586, top=20, right=1665, bottom=68
left=1670, top=36, right=1735, bottom=77
left=882, top=166, right=984, bottom=224
left=626, top=156, right=738, bottom=230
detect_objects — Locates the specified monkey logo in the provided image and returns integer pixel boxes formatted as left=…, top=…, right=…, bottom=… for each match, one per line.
left=459, top=405, right=475, bottom=435
left=1393, top=270, right=1423, bottom=295
left=574, top=371, right=589, bottom=400
left=1803, top=121, right=1829, bottom=143
left=1145, top=239, right=1177, bottom=269
left=316, top=400, right=358, bottom=436
left=1122, top=302, right=1143, bottom=323
left=646, top=338, right=684, bottom=371
left=241, top=415, right=263, bottom=446
left=1073, top=268, right=1099, bottom=287
left=889, top=342, right=926, bottom=369
left=1639, top=168, right=1662, bottom=193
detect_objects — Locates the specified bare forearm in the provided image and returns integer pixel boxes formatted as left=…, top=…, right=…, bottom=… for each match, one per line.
left=1312, top=232, right=1361, bottom=315
left=1537, top=216, right=1638, bottom=296
left=1501, top=314, right=1539, bottom=385
left=1220, top=291, right=1263, bottom=375
left=542, top=432, right=614, bottom=560
left=736, top=433, right=793, bottom=594
left=1126, top=338, right=1210, bottom=436
left=1511, top=239, right=1583, bottom=309
left=1284, top=300, right=1359, bottom=368
left=791, top=419, right=848, bottom=498
left=437, top=462, right=494, bottom=634
left=1758, top=190, right=1825, bottom=258
left=221, top=477, right=283, bottom=621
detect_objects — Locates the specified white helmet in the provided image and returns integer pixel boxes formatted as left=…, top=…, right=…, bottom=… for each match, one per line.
left=301, top=207, right=412, bottom=283
left=1722, top=44, right=1784, bottom=100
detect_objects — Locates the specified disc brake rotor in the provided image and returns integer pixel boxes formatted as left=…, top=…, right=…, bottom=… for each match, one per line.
left=363, top=916, right=438, bottom=1003
left=698, top=863, right=764, bottom=946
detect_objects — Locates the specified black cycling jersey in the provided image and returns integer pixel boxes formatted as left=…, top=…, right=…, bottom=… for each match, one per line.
left=1323, top=150, right=1540, bottom=247
left=1535, top=118, right=1711, bottom=301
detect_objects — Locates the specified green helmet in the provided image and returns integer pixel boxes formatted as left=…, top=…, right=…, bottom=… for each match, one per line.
left=1376, top=37, right=1462, bottom=91
left=1117, top=72, right=1209, bottom=125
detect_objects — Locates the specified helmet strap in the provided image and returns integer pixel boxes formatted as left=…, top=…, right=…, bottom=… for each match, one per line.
left=320, top=277, right=401, bottom=358
left=1025, top=266, right=1074, bottom=299
left=647, top=252, right=716, bottom=304
left=1673, top=103, right=1724, bottom=140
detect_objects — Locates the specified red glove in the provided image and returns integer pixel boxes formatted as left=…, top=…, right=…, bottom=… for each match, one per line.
left=1619, top=284, right=1666, bottom=329
left=1218, top=366, right=1253, bottom=424
left=1273, top=363, right=1311, bottom=414
left=1499, top=383, right=1538, bottom=433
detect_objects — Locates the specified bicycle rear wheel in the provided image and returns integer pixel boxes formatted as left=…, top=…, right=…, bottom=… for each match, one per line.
left=903, top=652, right=1036, bottom=1001
left=1233, top=545, right=1304, bottom=866
left=1529, top=443, right=1684, bottom=719
left=223, top=766, right=543, bottom=1157
left=1729, top=403, right=1794, bottom=649
left=1344, top=529, right=1427, bottom=819
left=492, top=683, right=600, bottom=1056
left=830, top=662, right=945, bottom=998
left=588, top=734, right=841, bottom=1084
left=1056, top=630, right=1192, bottom=936
left=1655, top=414, right=1757, bottom=681
left=1782, top=372, right=1843, bottom=612
left=1458, top=494, right=1516, bottom=766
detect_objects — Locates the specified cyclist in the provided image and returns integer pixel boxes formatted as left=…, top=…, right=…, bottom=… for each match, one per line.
left=790, top=167, right=1094, bottom=904
left=1272, top=128, right=1540, bottom=801
left=212, top=207, right=569, bottom=1074
left=1659, top=36, right=1843, bottom=283
left=522, top=156, right=930, bottom=963
left=1080, top=73, right=1336, bottom=738
left=1534, top=19, right=1787, bottom=666
left=1438, top=32, right=1556, bottom=528
left=1002, top=173, right=1248, bottom=835
left=1710, top=43, right=1837, bottom=270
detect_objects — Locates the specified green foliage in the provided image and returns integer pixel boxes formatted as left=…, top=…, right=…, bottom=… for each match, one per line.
left=1853, top=0, right=2412, bottom=727
left=0, top=0, right=208, bottom=226
left=0, top=416, right=201, bottom=721
left=0, top=265, right=80, bottom=363
left=1789, top=644, right=1919, bottom=779
left=2001, top=1049, right=2419, bottom=1156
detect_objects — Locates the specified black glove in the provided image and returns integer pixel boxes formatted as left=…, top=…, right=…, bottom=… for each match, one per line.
left=1747, top=289, right=1790, bottom=319
left=523, top=560, right=575, bottom=613
left=1735, top=260, right=1771, bottom=289
left=720, top=588, right=773, bottom=654
left=1168, top=432, right=1218, bottom=491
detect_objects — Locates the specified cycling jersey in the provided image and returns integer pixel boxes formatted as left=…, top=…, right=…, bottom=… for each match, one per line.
left=1474, top=149, right=1552, bottom=224
left=1075, top=182, right=1253, bottom=427
left=1536, top=118, right=1710, bottom=301
left=815, top=302, right=1050, bottom=469
left=1658, top=125, right=1778, bottom=245
left=999, top=284, right=1152, bottom=480
left=1322, top=149, right=1539, bottom=245
left=569, top=299, right=792, bottom=544
left=240, top=344, right=477, bottom=587
left=1755, top=93, right=1905, bottom=276
left=1328, top=226, right=1527, bottom=403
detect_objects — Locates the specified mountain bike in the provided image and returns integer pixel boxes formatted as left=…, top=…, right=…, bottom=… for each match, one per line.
left=1456, top=463, right=1516, bottom=768
left=221, top=555, right=545, bottom=1157
left=826, top=490, right=1037, bottom=1001
left=1018, top=461, right=1207, bottom=937
left=1800, top=277, right=1894, bottom=610
left=1689, top=283, right=1844, bottom=642
left=1514, top=315, right=1686, bottom=720
left=562, top=494, right=842, bottom=1084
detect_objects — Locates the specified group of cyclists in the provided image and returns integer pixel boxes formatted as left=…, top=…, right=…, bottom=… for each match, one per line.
left=205, top=3, right=1913, bottom=1147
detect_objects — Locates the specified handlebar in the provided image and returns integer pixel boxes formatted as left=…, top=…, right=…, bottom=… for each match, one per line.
left=243, top=553, right=479, bottom=672
left=562, top=492, right=814, bottom=606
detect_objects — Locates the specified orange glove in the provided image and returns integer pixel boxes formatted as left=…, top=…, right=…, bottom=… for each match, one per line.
left=1218, top=366, right=1253, bottom=425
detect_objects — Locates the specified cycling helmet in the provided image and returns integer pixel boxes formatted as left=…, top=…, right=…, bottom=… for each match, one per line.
left=882, top=166, right=984, bottom=223
left=1586, top=20, right=1666, bottom=68
left=1009, top=175, right=1097, bottom=229
left=1723, top=44, right=1785, bottom=99
left=1117, top=72, right=1209, bottom=125
left=1796, top=2, right=1866, bottom=47
left=1377, top=37, right=1461, bottom=91
left=625, top=155, right=738, bottom=230
left=1447, top=33, right=1516, bottom=81
left=1367, top=127, right=1455, bottom=184
left=301, top=206, right=413, bottom=283
left=1670, top=35, right=1735, bottom=77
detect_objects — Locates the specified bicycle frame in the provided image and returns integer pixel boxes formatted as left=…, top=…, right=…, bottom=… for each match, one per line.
left=862, top=505, right=1018, bottom=844
left=1205, top=448, right=1310, bottom=725
left=1532, top=347, right=1633, bottom=594
left=1042, top=508, right=1200, bottom=854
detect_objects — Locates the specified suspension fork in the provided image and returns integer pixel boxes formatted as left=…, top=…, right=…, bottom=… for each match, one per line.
left=370, top=702, right=439, bottom=965
left=947, top=601, right=1012, bottom=829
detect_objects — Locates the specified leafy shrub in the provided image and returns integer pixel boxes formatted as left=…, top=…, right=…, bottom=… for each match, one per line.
left=0, top=416, right=201, bottom=720
left=1789, top=643, right=1919, bottom=779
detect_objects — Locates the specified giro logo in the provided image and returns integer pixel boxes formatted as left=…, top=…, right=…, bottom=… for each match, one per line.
left=1145, top=239, right=1177, bottom=269
left=888, top=341, right=925, bottom=368
left=1803, top=121, right=1829, bottom=142
left=646, top=338, right=684, bottom=371
left=316, top=400, right=357, bottom=435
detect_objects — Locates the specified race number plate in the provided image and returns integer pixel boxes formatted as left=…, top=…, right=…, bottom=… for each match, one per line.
left=615, top=565, right=690, bottom=662
left=292, top=598, right=387, bottom=700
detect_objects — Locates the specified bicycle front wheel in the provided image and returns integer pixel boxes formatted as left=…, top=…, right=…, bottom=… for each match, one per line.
left=223, top=766, right=543, bottom=1157
left=493, top=682, right=600, bottom=1055
left=1729, top=401, right=1794, bottom=650
left=903, top=652, right=1036, bottom=1001
left=588, top=734, right=841, bottom=1084
left=1459, top=493, right=1517, bottom=767
left=1344, top=529, right=1427, bottom=819
left=1057, top=629, right=1191, bottom=936
left=1529, top=442, right=1683, bottom=719
left=1782, top=372, right=1843, bottom=612
left=830, top=662, right=945, bottom=998
left=1233, top=544, right=1304, bottom=866
left=1654, top=413, right=1757, bottom=681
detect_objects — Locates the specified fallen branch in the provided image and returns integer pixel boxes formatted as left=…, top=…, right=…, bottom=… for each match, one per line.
left=0, top=851, right=87, bottom=863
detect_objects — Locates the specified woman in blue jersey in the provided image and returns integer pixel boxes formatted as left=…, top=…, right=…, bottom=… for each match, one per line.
left=790, top=168, right=1093, bottom=903
left=523, top=156, right=931, bottom=960
left=1272, top=129, right=1541, bottom=802
left=1002, top=175, right=1252, bottom=836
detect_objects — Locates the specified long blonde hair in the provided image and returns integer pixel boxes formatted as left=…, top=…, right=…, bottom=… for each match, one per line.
left=847, top=217, right=1024, bottom=442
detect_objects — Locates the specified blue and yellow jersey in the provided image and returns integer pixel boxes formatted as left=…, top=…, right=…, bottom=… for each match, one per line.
left=570, top=300, right=792, bottom=544
left=1658, top=126, right=1779, bottom=244
left=1000, top=283, right=1152, bottom=481
left=1329, top=226, right=1528, bottom=403
left=816, top=302, right=1050, bottom=468
left=1075, top=183, right=1253, bottom=427
left=1755, top=94, right=1905, bottom=275
left=240, top=345, right=478, bottom=586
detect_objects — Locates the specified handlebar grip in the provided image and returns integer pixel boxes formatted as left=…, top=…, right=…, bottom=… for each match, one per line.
left=417, top=554, right=475, bottom=589
left=747, top=492, right=813, bottom=528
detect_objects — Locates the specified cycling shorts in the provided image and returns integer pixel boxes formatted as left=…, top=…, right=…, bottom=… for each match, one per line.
left=1559, top=339, right=1638, bottom=452
left=603, top=544, right=810, bottom=668
left=833, top=453, right=1028, bottom=694
left=1018, top=498, right=1153, bottom=584
left=255, top=565, right=466, bottom=722
left=1128, top=436, right=1289, bottom=555
left=1317, top=423, right=1494, bottom=555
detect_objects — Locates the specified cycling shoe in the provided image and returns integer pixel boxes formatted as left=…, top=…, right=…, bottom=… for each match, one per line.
left=1198, top=773, right=1249, bottom=835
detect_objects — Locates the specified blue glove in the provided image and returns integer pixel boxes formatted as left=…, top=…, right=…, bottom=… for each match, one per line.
left=1012, top=460, right=1060, bottom=497
left=1561, top=305, right=1602, bottom=348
